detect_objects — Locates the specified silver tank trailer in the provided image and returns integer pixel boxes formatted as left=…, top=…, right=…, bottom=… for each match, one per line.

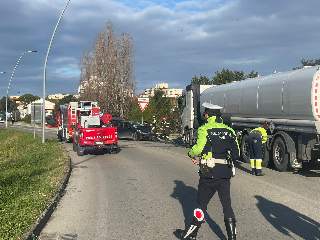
left=200, top=66, right=320, bottom=122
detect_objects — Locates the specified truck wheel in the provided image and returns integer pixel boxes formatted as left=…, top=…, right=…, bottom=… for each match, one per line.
left=77, top=143, right=84, bottom=156
left=73, top=141, right=77, bottom=152
left=272, top=137, right=289, bottom=172
left=57, top=130, right=62, bottom=140
left=64, top=129, right=69, bottom=143
left=261, top=143, right=269, bottom=167
left=241, top=134, right=250, bottom=163
left=111, top=148, right=118, bottom=154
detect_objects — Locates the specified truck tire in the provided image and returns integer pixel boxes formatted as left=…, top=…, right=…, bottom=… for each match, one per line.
left=64, top=129, right=69, bottom=143
left=57, top=130, right=62, bottom=140
left=261, top=143, right=269, bottom=167
left=77, top=143, right=84, bottom=156
left=241, top=134, right=250, bottom=163
left=111, top=148, right=118, bottom=154
left=73, top=141, right=77, bottom=152
left=272, top=137, right=289, bottom=172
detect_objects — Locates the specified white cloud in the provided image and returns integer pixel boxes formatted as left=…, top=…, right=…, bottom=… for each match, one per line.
left=1, top=0, right=320, bottom=97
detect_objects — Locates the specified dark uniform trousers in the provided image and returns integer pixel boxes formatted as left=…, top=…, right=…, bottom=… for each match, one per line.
left=248, top=137, right=262, bottom=159
left=197, top=178, right=235, bottom=220
left=248, top=136, right=263, bottom=173
left=161, top=120, right=170, bottom=140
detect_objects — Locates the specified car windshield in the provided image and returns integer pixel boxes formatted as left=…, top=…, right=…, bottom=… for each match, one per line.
left=131, top=122, right=143, bottom=127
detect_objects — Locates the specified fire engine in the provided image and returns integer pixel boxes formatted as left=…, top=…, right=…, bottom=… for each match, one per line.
left=57, top=102, right=77, bottom=142
left=72, top=101, right=118, bottom=156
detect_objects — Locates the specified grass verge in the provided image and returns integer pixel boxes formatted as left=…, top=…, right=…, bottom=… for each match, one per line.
left=0, top=129, right=69, bottom=239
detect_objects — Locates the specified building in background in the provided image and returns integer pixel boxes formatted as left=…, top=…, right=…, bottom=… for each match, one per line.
left=26, top=99, right=55, bottom=115
left=144, top=83, right=182, bottom=98
left=47, top=93, right=70, bottom=100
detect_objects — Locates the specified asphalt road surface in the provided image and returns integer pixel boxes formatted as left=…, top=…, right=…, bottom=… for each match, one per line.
left=2, top=123, right=320, bottom=239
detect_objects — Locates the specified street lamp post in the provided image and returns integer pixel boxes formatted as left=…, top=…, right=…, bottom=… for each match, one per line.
left=6, top=51, right=37, bottom=128
left=42, top=0, right=71, bottom=143
left=1, top=72, right=6, bottom=121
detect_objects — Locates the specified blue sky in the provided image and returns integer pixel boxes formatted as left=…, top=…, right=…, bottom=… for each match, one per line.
left=0, top=0, right=320, bottom=99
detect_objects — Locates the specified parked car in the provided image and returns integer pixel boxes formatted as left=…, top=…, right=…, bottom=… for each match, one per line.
left=111, top=115, right=123, bottom=126
left=0, top=118, right=4, bottom=123
left=116, top=121, right=152, bottom=141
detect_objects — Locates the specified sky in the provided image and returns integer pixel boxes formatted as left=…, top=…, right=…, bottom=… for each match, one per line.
left=1, top=0, right=320, bottom=99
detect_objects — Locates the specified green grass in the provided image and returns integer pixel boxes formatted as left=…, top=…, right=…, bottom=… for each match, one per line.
left=0, top=129, right=69, bottom=240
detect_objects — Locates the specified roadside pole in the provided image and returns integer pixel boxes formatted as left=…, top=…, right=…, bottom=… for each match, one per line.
left=33, top=104, right=36, bottom=139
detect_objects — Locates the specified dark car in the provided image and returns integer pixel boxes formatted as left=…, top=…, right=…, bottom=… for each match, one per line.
left=116, top=121, right=152, bottom=141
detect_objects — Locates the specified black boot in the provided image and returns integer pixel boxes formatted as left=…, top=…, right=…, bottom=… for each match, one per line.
left=256, top=171, right=265, bottom=176
left=181, top=225, right=200, bottom=240
left=224, top=218, right=236, bottom=240
left=181, top=217, right=203, bottom=240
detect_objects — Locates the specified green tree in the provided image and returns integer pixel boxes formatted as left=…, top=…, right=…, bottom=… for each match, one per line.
left=168, top=105, right=181, bottom=133
left=212, top=68, right=240, bottom=85
left=245, top=70, right=259, bottom=79
left=212, top=69, right=259, bottom=85
left=0, top=96, right=18, bottom=114
left=19, top=94, right=40, bottom=108
left=128, top=89, right=181, bottom=133
left=293, top=58, right=320, bottom=70
left=54, top=95, right=78, bottom=111
left=191, top=74, right=212, bottom=84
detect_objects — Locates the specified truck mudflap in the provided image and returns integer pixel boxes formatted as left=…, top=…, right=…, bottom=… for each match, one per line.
left=311, top=142, right=320, bottom=160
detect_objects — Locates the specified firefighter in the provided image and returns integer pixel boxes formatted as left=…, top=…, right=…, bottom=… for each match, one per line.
left=161, top=116, right=170, bottom=142
left=182, top=103, right=239, bottom=240
left=248, top=123, right=268, bottom=176
left=150, top=116, right=158, bottom=141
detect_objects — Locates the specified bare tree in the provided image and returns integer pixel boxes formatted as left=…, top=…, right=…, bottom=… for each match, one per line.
left=79, top=20, right=135, bottom=119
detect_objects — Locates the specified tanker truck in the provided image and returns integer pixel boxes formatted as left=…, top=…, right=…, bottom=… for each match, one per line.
left=179, top=65, right=320, bottom=172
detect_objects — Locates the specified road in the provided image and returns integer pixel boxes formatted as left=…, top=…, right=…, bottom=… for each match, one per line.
left=2, top=123, right=320, bottom=239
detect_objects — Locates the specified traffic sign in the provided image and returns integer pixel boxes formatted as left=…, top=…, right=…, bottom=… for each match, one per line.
left=138, top=102, right=148, bottom=112
left=138, top=98, right=149, bottom=103
left=138, top=98, right=149, bottom=112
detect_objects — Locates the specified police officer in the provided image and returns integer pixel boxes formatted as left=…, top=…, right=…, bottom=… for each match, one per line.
left=182, top=103, right=239, bottom=240
left=248, top=123, right=268, bottom=176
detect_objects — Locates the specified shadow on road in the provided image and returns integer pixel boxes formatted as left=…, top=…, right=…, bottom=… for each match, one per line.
left=255, top=195, right=320, bottom=239
left=233, top=159, right=252, bottom=175
left=171, top=180, right=227, bottom=240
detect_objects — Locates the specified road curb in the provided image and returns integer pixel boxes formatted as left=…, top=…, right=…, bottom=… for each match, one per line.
left=21, top=154, right=72, bottom=240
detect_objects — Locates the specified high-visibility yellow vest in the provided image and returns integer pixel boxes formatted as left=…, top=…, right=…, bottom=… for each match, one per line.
left=250, top=127, right=268, bottom=143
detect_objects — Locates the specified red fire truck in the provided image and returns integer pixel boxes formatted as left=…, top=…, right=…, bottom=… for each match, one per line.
left=72, top=101, right=118, bottom=156
left=57, top=102, right=77, bottom=142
